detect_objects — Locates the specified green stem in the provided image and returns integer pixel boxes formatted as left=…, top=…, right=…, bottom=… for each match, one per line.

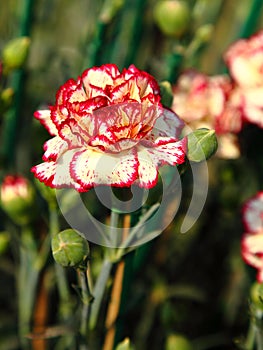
left=244, top=319, right=256, bottom=350
left=18, top=225, right=38, bottom=349
left=1, top=0, right=34, bottom=169
left=89, top=259, right=113, bottom=330
left=48, top=202, right=72, bottom=320
left=79, top=268, right=94, bottom=348
left=238, top=0, right=263, bottom=38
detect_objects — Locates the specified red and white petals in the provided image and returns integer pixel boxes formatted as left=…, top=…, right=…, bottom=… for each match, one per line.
left=242, top=232, right=263, bottom=283
left=70, top=148, right=139, bottom=189
left=43, top=136, right=68, bottom=161
left=243, top=192, right=263, bottom=233
left=224, top=31, right=263, bottom=129
left=137, top=149, right=159, bottom=188
left=32, top=64, right=186, bottom=191
left=34, top=109, right=58, bottom=136
left=171, top=70, right=243, bottom=159
left=241, top=191, right=263, bottom=283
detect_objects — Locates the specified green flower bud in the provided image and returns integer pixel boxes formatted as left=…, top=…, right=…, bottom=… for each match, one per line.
left=0, top=88, right=14, bottom=110
left=2, top=37, right=30, bottom=72
left=52, top=229, right=90, bottom=268
left=99, top=0, right=124, bottom=24
left=1, top=175, right=36, bottom=226
left=153, top=1, right=191, bottom=38
left=159, top=81, right=174, bottom=107
left=115, top=338, right=133, bottom=350
left=195, top=24, right=214, bottom=44
left=187, top=128, right=218, bottom=162
left=165, top=334, right=193, bottom=350
left=250, top=282, right=263, bottom=311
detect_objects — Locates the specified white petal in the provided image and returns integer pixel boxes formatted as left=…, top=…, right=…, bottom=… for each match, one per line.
left=71, top=148, right=139, bottom=189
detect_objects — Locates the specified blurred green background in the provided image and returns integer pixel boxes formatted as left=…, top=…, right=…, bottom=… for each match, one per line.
left=1, top=1, right=263, bottom=349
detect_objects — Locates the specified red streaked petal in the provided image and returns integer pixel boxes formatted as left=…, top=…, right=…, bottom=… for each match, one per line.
left=137, top=148, right=158, bottom=188
left=70, top=148, right=139, bottom=189
left=43, top=136, right=68, bottom=161
left=59, top=119, right=89, bottom=146
left=34, top=109, right=58, bottom=136
left=53, top=150, right=84, bottom=190
left=82, top=64, right=120, bottom=91
left=143, top=138, right=187, bottom=167
left=31, top=162, right=56, bottom=188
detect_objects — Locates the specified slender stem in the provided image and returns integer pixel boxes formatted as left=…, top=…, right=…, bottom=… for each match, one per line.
left=48, top=202, right=72, bottom=320
left=102, top=214, right=131, bottom=350
left=79, top=268, right=93, bottom=348
left=244, top=319, right=256, bottom=350
left=114, top=203, right=160, bottom=260
left=89, top=259, right=113, bottom=330
left=18, top=225, right=38, bottom=349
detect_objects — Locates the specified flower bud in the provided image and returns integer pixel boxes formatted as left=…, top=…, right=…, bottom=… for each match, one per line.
left=0, top=88, right=14, bottom=109
left=51, top=229, right=90, bottom=268
left=99, top=0, right=124, bottom=24
left=250, top=282, right=263, bottom=311
left=153, top=1, right=191, bottom=38
left=1, top=175, right=36, bottom=225
left=165, top=334, right=193, bottom=350
left=116, top=338, right=132, bottom=350
left=2, top=37, right=30, bottom=72
left=187, top=128, right=218, bottom=162
left=159, top=81, right=174, bottom=107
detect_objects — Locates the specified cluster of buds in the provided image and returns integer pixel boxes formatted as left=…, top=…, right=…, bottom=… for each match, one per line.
left=172, top=31, right=263, bottom=159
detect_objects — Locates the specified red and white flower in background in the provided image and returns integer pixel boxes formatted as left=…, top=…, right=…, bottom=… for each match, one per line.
left=224, top=31, right=263, bottom=128
left=242, top=192, right=263, bottom=282
left=31, top=64, right=186, bottom=191
left=171, top=69, right=242, bottom=159
left=0, top=175, right=36, bottom=225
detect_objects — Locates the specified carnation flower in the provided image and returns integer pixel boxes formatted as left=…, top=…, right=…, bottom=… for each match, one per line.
left=31, top=64, right=186, bottom=191
left=241, top=192, right=263, bottom=282
left=224, top=31, right=263, bottom=128
left=242, top=233, right=263, bottom=283
left=242, top=192, right=263, bottom=233
left=172, top=70, right=242, bottom=159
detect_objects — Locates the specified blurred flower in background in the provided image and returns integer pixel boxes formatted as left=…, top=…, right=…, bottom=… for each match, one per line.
left=224, top=31, right=263, bottom=128
left=242, top=192, right=263, bottom=282
left=171, top=69, right=242, bottom=158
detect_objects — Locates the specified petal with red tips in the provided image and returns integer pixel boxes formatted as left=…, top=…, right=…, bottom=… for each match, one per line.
left=34, top=109, right=58, bottom=136
left=31, top=162, right=56, bottom=188
left=137, top=148, right=158, bottom=188
left=43, top=136, right=68, bottom=161
left=144, top=138, right=186, bottom=167
left=70, top=148, right=139, bottom=189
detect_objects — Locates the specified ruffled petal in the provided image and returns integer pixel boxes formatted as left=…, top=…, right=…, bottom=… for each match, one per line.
left=142, top=138, right=186, bottom=167
left=82, top=64, right=120, bottom=92
left=70, top=148, right=139, bottom=189
left=137, top=148, right=158, bottom=188
left=34, top=109, right=58, bottom=136
left=43, top=136, right=68, bottom=161
left=53, top=150, right=84, bottom=190
left=31, top=162, right=56, bottom=187
left=154, top=108, right=185, bottom=139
